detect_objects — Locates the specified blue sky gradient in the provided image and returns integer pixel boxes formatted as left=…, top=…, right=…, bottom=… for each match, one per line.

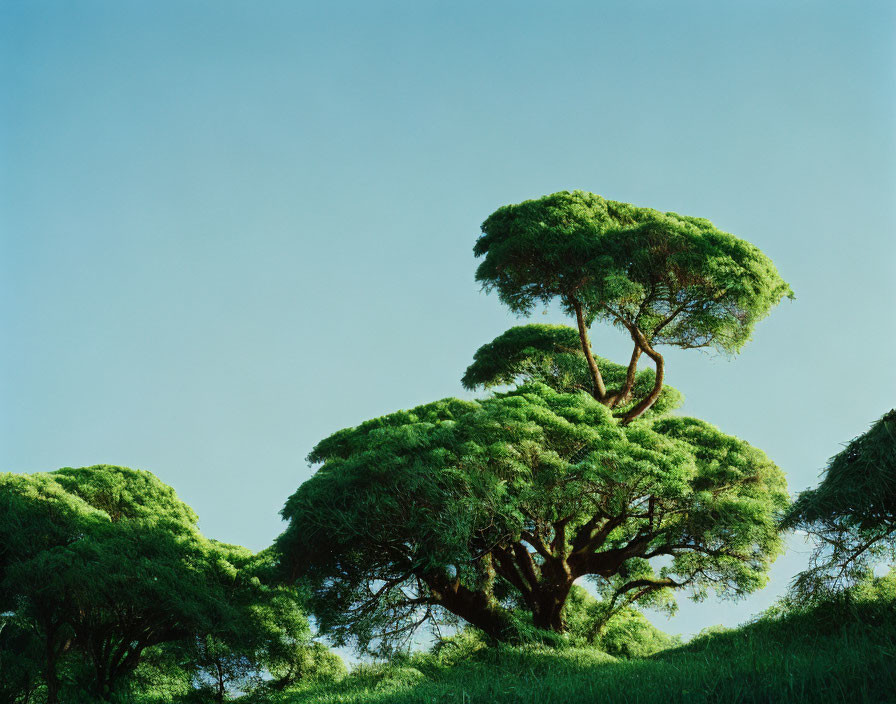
left=2, top=1, right=894, bottom=641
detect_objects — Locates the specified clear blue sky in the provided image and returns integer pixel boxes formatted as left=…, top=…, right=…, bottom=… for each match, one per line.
left=2, top=1, right=894, bottom=641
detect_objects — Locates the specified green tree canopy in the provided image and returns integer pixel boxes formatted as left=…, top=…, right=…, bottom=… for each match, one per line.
left=0, top=465, right=315, bottom=703
left=784, top=410, right=896, bottom=597
left=474, top=191, right=792, bottom=420
left=277, top=384, right=788, bottom=653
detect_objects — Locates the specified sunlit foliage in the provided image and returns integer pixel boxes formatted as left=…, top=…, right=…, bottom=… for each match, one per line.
left=278, top=384, right=788, bottom=654
left=473, top=190, right=792, bottom=420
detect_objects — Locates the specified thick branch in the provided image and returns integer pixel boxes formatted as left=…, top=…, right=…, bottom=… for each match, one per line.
left=621, top=330, right=664, bottom=424
left=575, top=532, right=656, bottom=577
left=570, top=514, right=626, bottom=557
left=520, top=530, right=554, bottom=561
left=423, top=572, right=515, bottom=642
left=571, top=298, right=607, bottom=400
left=609, top=343, right=642, bottom=408
left=492, top=546, right=534, bottom=601
left=551, top=519, right=568, bottom=557
left=512, top=542, right=541, bottom=590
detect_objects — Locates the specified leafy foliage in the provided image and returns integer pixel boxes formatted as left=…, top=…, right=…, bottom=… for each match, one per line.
left=474, top=190, right=792, bottom=353
left=278, top=383, right=788, bottom=654
left=461, top=323, right=683, bottom=415
left=784, top=410, right=896, bottom=597
left=472, top=191, right=792, bottom=420
left=0, top=466, right=326, bottom=703
left=0, top=612, right=45, bottom=704
left=562, top=585, right=680, bottom=658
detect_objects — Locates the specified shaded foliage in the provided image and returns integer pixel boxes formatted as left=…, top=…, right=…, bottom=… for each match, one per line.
left=784, top=410, right=896, bottom=597
left=0, top=466, right=330, bottom=703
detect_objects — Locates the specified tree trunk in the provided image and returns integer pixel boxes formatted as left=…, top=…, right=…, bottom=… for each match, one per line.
left=91, top=659, right=109, bottom=700
left=531, top=581, right=574, bottom=632
left=215, top=660, right=225, bottom=702
left=571, top=299, right=607, bottom=401
left=425, top=573, right=519, bottom=642
left=45, top=639, right=59, bottom=704
left=428, top=561, right=577, bottom=640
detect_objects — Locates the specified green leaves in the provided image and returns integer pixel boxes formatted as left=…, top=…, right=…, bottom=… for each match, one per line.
left=274, top=190, right=792, bottom=653
left=474, top=190, right=792, bottom=354
left=0, top=466, right=312, bottom=701
left=278, top=385, right=787, bottom=652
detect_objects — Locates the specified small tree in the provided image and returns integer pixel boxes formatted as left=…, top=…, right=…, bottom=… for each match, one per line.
left=474, top=190, right=792, bottom=420
left=461, top=323, right=683, bottom=417
left=784, top=410, right=896, bottom=597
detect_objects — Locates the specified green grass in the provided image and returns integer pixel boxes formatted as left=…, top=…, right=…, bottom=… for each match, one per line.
left=249, top=595, right=896, bottom=704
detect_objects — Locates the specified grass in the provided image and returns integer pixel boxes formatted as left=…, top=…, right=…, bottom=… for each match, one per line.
left=248, top=593, right=896, bottom=704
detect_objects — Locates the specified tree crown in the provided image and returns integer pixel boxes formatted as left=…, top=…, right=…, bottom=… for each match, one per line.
left=278, top=384, right=787, bottom=652
left=474, top=190, right=793, bottom=353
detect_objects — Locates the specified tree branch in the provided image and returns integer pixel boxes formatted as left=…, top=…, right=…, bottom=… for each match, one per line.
left=571, top=298, right=606, bottom=400
left=621, top=330, right=664, bottom=424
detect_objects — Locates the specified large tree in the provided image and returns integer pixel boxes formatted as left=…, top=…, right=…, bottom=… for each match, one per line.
left=474, top=190, right=792, bottom=421
left=278, top=383, right=788, bottom=652
left=784, top=410, right=896, bottom=597
left=277, top=191, right=791, bottom=653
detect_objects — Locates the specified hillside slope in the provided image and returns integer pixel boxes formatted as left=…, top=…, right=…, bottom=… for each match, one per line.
left=253, top=583, right=896, bottom=704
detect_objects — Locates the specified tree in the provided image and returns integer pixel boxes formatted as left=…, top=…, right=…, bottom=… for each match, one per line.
left=277, top=192, right=792, bottom=653
left=277, top=383, right=788, bottom=652
left=180, top=544, right=274, bottom=702
left=0, top=466, right=281, bottom=702
left=473, top=190, right=792, bottom=421
left=784, top=410, right=896, bottom=597
left=0, top=472, right=103, bottom=703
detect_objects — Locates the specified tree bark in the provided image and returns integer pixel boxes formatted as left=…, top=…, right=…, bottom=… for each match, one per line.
left=571, top=299, right=607, bottom=401
left=424, top=572, right=519, bottom=642
left=530, top=561, right=575, bottom=632
left=621, top=331, right=664, bottom=424
left=215, top=660, right=225, bottom=702
left=608, top=344, right=642, bottom=408
left=531, top=586, right=572, bottom=632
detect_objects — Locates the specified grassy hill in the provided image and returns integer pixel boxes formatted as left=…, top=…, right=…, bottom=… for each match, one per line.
left=247, top=581, right=896, bottom=704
